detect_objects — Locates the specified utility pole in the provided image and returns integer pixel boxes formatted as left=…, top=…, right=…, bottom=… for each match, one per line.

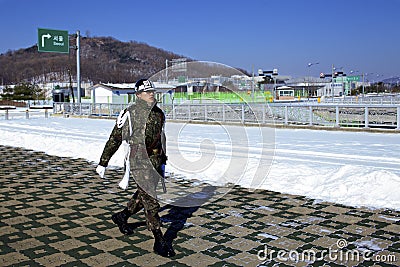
left=68, top=69, right=75, bottom=103
left=76, top=30, right=81, bottom=103
left=331, top=64, right=334, bottom=98
left=165, top=59, right=168, bottom=83
left=362, top=72, right=365, bottom=96
left=251, top=65, right=254, bottom=102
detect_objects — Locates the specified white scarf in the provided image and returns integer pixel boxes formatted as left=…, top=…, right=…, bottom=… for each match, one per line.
left=116, top=109, right=132, bottom=190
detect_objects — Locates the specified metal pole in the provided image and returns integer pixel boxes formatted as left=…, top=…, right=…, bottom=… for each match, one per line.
left=172, top=102, right=175, bottom=120
left=251, top=65, right=254, bottom=102
left=362, top=73, right=365, bottom=96
left=165, top=59, right=168, bottom=83
left=76, top=30, right=81, bottom=103
left=222, top=104, right=226, bottom=122
left=331, top=64, right=334, bottom=99
left=241, top=103, right=244, bottom=123
left=262, top=103, right=265, bottom=124
left=335, top=105, right=339, bottom=127
left=284, top=105, right=288, bottom=125
left=364, top=106, right=369, bottom=128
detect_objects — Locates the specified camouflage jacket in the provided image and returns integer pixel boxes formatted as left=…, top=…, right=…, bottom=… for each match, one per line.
left=99, top=98, right=166, bottom=196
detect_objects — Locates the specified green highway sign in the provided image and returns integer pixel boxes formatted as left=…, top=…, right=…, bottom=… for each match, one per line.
left=346, top=75, right=361, bottom=82
left=38, top=28, right=69, bottom=53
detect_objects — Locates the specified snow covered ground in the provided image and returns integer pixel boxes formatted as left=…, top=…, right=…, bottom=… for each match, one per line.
left=0, top=116, right=399, bottom=211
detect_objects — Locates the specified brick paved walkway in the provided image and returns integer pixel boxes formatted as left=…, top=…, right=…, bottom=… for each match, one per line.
left=0, top=145, right=399, bottom=266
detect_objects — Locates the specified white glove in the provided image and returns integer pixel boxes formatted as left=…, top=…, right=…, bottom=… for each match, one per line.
left=118, top=162, right=130, bottom=190
left=96, top=165, right=106, bottom=178
left=119, top=173, right=129, bottom=190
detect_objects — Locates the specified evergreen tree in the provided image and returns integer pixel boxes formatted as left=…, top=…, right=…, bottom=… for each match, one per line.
left=0, top=82, right=45, bottom=101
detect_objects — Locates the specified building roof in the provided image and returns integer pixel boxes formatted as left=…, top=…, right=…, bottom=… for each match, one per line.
left=89, top=82, right=176, bottom=93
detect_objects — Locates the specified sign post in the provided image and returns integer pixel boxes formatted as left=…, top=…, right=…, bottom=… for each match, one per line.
left=37, top=28, right=81, bottom=103
left=37, top=28, right=69, bottom=53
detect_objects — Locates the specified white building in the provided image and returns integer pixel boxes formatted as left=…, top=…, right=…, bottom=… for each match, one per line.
left=90, top=82, right=175, bottom=104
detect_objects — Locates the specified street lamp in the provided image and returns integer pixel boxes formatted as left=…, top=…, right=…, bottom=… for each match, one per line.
left=307, top=62, right=319, bottom=68
left=374, top=74, right=383, bottom=94
left=349, top=70, right=360, bottom=95
left=349, top=70, right=370, bottom=96
left=306, top=62, right=319, bottom=98
left=319, top=64, right=347, bottom=98
left=333, top=66, right=344, bottom=71
left=362, top=72, right=373, bottom=95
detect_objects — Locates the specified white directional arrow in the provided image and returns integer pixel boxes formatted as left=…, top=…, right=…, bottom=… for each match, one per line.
left=41, top=33, right=51, bottom=47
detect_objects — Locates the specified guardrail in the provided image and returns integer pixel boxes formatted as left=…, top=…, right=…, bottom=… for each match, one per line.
left=0, top=106, right=53, bottom=120
left=53, top=102, right=400, bottom=130
left=319, top=95, right=400, bottom=105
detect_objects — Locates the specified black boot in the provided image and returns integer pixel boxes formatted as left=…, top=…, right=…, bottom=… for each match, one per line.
left=112, top=208, right=133, bottom=235
left=152, top=229, right=176, bottom=257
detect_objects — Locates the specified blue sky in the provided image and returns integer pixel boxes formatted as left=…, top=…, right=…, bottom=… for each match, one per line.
left=1, top=0, right=399, bottom=79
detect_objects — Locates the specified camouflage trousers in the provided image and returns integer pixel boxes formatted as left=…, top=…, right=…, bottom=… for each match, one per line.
left=127, top=186, right=161, bottom=231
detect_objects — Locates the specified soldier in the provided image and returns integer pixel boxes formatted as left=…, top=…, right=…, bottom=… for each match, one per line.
left=95, top=79, right=175, bottom=257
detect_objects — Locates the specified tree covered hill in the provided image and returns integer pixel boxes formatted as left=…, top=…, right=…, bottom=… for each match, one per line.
left=0, top=36, right=188, bottom=85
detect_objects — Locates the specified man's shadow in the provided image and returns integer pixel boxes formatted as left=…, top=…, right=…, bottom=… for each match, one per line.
left=159, top=185, right=217, bottom=242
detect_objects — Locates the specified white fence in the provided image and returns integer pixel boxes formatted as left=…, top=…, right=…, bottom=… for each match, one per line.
left=319, top=95, right=400, bottom=105
left=51, top=102, right=400, bottom=130
left=0, top=106, right=53, bottom=120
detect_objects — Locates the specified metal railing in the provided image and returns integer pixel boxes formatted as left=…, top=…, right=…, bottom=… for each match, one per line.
left=53, top=102, right=400, bottom=130
left=317, top=95, right=400, bottom=105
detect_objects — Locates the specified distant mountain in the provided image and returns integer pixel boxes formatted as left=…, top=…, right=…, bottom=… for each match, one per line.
left=381, top=76, right=400, bottom=85
left=0, top=36, right=189, bottom=84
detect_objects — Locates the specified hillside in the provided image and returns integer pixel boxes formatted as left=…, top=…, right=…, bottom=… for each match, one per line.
left=0, top=36, right=189, bottom=84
